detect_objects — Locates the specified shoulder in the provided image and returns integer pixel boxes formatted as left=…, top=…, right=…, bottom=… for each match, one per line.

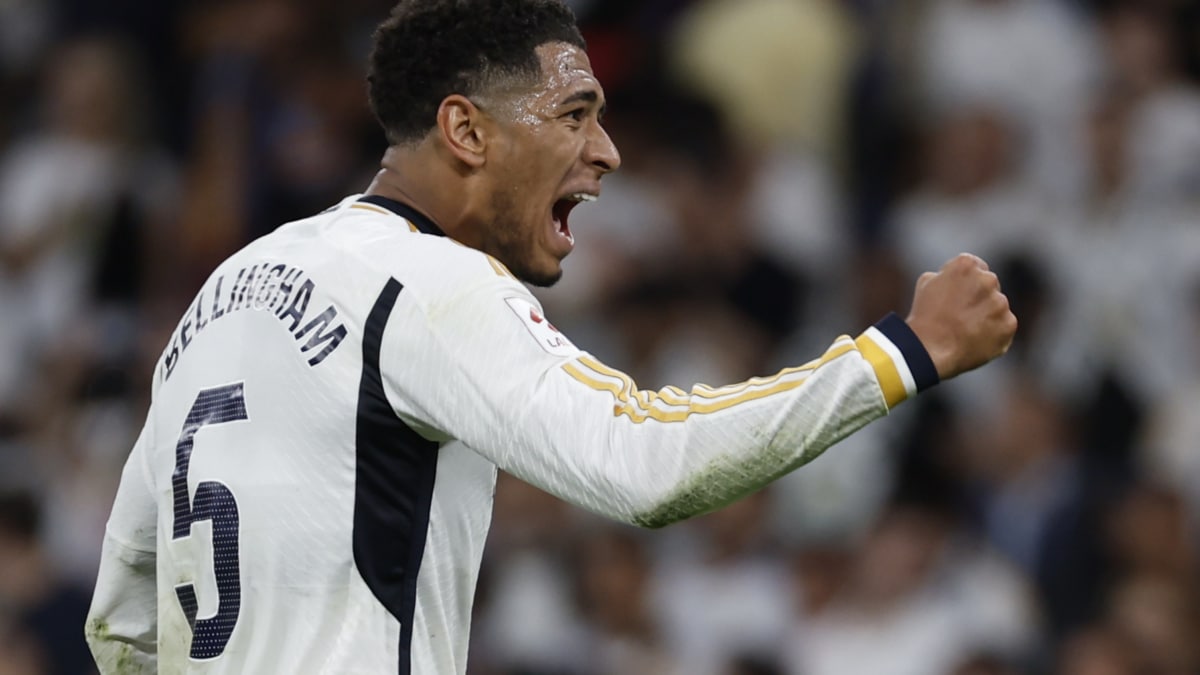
left=306, top=198, right=529, bottom=306
left=402, top=240, right=530, bottom=321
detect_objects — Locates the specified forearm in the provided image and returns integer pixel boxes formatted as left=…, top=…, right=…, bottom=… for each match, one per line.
left=462, top=316, right=936, bottom=527
left=390, top=276, right=936, bottom=528
left=571, top=349, right=884, bottom=526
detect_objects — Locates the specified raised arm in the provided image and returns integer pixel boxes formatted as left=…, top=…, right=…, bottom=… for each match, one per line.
left=385, top=252, right=1014, bottom=528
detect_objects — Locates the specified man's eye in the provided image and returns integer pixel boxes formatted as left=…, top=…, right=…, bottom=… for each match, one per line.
left=565, top=109, right=586, bottom=122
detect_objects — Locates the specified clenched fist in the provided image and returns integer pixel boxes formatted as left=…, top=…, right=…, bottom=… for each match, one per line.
left=905, top=253, right=1018, bottom=380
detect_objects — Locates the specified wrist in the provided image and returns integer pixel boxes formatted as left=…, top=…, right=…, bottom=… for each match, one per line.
left=856, top=313, right=940, bottom=409
left=901, top=314, right=951, bottom=381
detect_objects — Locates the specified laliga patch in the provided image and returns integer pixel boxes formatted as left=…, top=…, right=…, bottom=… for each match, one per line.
left=504, top=297, right=578, bottom=356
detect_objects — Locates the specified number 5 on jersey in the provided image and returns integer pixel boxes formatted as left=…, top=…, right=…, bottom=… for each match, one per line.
left=172, top=383, right=249, bottom=659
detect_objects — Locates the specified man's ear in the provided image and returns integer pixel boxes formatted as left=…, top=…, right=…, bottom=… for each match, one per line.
left=437, top=95, right=488, bottom=169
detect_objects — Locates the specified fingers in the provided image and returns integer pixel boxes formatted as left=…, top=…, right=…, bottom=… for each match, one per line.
left=922, top=256, right=1004, bottom=303
left=929, top=255, right=1001, bottom=299
left=983, top=270, right=1001, bottom=292
left=941, top=252, right=990, bottom=272
left=909, top=253, right=1018, bottom=380
left=990, top=290, right=1018, bottom=356
left=1000, top=295, right=1018, bottom=343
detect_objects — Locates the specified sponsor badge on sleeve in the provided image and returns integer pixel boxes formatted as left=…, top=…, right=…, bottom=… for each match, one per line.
left=504, top=297, right=578, bottom=357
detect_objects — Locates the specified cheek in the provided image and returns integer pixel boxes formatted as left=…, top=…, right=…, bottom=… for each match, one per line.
left=520, top=129, right=579, bottom=178
left=503, top=154, right=548, bottom=200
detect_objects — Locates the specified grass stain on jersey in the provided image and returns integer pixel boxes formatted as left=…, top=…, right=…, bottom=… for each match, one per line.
left=630, top=423, right=853, bottom=529
left=86, top=618, right=152, bottom=675
left=85, top=616, right=108, bottom=643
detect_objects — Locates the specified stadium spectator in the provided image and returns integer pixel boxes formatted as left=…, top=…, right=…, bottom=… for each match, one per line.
left=0, top=492, right=95, bottom=675
left=0, top=0, right=1190, bottom=673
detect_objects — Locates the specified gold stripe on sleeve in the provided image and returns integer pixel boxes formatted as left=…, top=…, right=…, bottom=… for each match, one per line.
left=690, top=342, right=855, bottom=401
left=564, top=339, right=858, bottom=424
left=853, top=334, right=907, bottom=408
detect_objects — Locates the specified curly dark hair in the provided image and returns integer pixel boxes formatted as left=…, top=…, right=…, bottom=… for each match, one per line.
left=368, top=0, right=585, bottom=145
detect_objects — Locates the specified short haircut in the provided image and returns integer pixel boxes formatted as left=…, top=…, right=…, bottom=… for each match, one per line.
left=368, top=0, right=585, bottom=145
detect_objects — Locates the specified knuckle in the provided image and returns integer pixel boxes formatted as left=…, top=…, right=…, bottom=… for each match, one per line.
left=956, top=252, right=987, bottom=271
left=943, top=255, right=968, bottom=272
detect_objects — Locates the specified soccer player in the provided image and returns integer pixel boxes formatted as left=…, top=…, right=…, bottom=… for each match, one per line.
left=85, top=0, right=1017, bottom=673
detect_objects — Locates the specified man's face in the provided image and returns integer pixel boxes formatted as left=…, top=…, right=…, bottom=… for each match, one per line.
left=477, top=42, right=620, bottom=286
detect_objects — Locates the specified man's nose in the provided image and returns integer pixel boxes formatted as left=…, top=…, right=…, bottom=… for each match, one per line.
left=587, top=123, right=621, bottom=175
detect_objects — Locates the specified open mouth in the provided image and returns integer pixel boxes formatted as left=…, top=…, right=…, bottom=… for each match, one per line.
left=552, top=192, right=597, bottom=244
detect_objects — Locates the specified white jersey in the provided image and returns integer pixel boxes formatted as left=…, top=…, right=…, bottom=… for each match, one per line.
left=86, top=194, right=939, bottom=674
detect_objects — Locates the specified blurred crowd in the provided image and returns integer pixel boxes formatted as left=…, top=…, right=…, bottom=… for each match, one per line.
left=0, top=0, right=1198, bottom=673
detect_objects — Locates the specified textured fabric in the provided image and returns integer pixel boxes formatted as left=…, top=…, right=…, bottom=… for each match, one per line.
left=88, top=195, right=930, bottom=674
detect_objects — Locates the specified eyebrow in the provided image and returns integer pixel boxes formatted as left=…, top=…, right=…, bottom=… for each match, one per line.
left=560, top=89, right=606, bottom=116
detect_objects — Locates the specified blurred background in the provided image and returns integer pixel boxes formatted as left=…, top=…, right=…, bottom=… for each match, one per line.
left=1, top=0, right=1199, bottom=673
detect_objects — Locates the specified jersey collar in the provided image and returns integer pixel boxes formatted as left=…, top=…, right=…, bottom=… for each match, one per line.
left=357, top=195, right=447, bottom=237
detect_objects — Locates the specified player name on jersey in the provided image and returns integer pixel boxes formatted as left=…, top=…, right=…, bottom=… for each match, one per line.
left=160, top=262, right=348, bottom=383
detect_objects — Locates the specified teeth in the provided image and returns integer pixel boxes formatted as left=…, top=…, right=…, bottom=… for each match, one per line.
left=568, top=193, right=598, bottom=203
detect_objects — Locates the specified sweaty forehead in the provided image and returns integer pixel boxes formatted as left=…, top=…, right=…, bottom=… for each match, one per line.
left=533, top=42, right=599, bottom=101
left=480, top=42, right=601, bottom=123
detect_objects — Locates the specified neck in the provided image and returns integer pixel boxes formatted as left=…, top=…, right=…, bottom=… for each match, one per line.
left=364, top=145, right=484, bottom=247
